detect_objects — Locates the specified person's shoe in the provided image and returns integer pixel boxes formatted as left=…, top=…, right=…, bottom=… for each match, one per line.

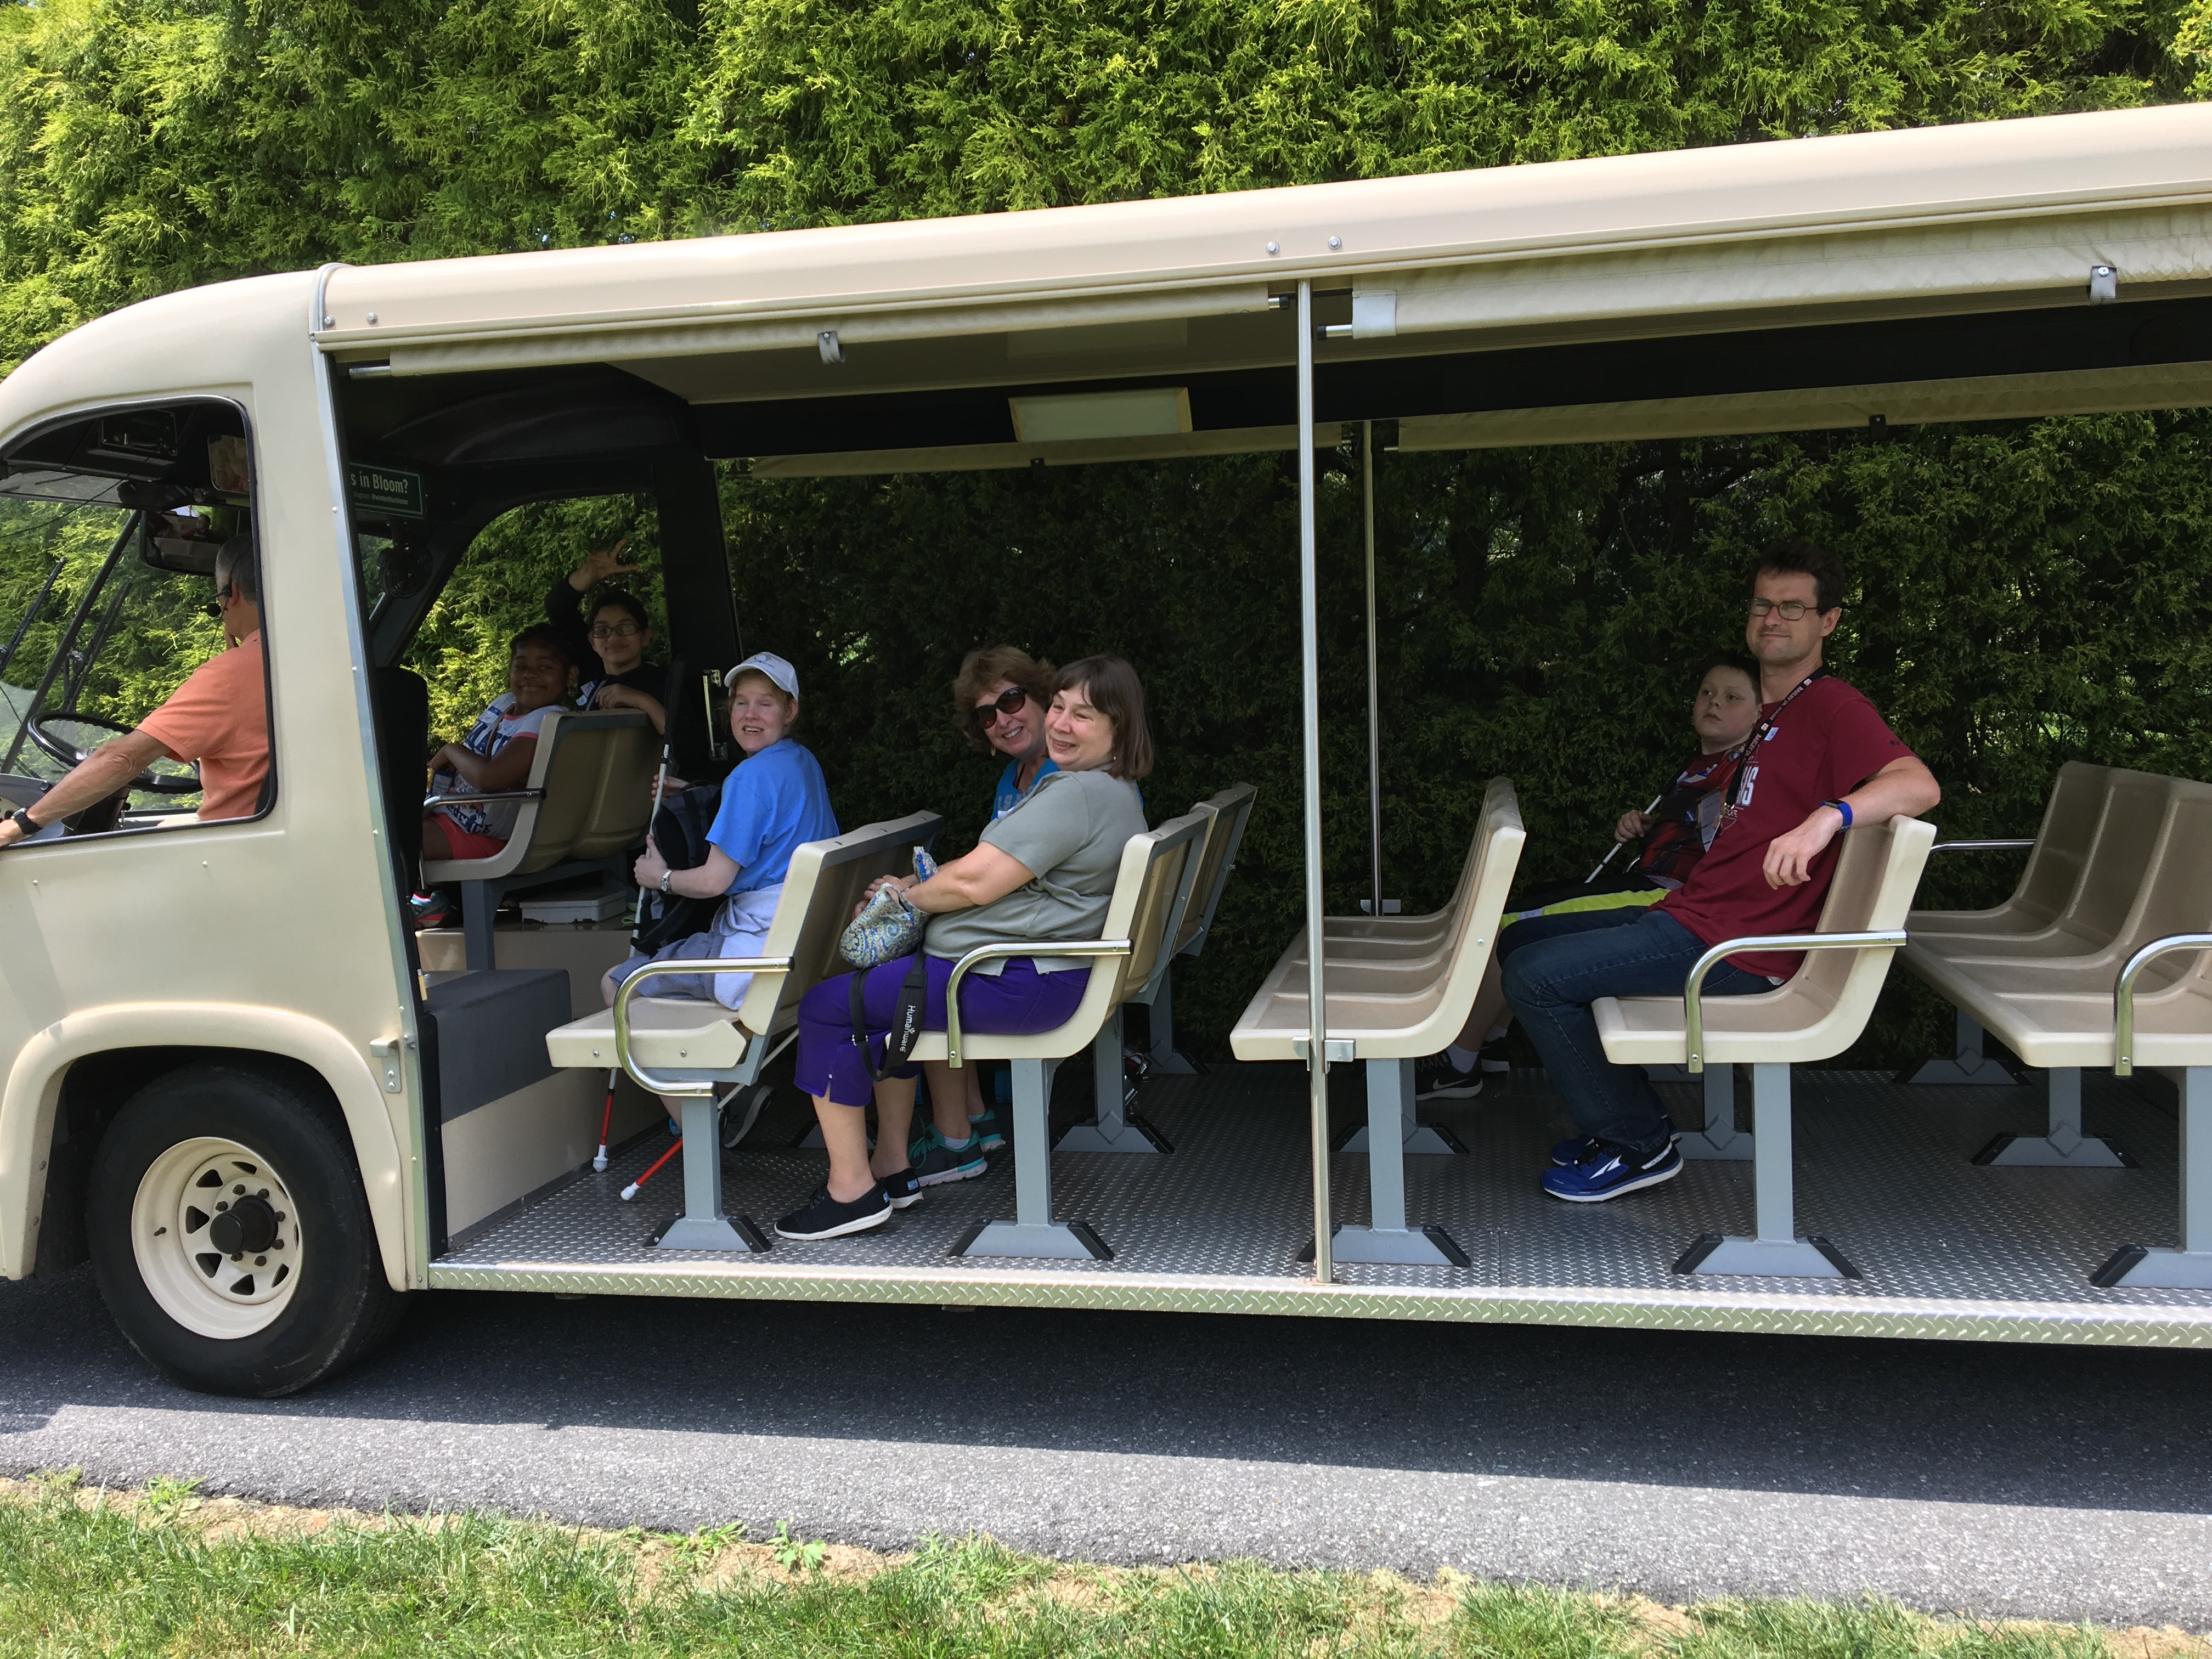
left=1551, top=1128, right=1681, bottom=1165
left=1541, top=1140, right=1683, bottom=1203
left=1477, top=1040, right=1514, bottom=1075
left=967, top=1108, right=1006, bottom=1152
left=909, top=1127, right=989, bottom=1187
left=775, top=1183, right=892, bottom=1240
left=408, top=890, right=456, bottom=930
left=877, top=1167, right=924, bottom=1210
left=1413, top=1053, right=1485, bottom=1102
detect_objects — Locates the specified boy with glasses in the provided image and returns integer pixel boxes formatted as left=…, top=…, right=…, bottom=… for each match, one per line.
left=1502, top=540, right=1941, bottom=1202
left=546, top=538, right=667, bottom=733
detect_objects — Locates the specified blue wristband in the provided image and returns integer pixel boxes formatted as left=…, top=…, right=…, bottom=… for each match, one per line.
left=1823, top=798, right=1854, bottom=831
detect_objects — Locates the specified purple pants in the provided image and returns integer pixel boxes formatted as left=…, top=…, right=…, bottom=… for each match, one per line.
left=794, top=955, right=1088, bottom=1108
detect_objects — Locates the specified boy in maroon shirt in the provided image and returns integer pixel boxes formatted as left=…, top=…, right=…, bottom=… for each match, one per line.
left=1502, top=541, right=1941, bottom=1203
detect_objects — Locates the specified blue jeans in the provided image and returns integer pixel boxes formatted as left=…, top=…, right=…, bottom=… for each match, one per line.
left=1501, top=907, right=1773, bottom=1156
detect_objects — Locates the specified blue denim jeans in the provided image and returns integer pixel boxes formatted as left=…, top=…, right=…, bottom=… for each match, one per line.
left=1500, top=907, right=1773, bottom=1156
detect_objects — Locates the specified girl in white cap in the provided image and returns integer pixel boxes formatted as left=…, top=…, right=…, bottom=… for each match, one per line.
left=602, top=651, right=838, bottom=1019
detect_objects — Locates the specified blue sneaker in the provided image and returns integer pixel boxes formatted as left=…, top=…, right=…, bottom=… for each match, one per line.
left=1542, top=1140, right=1682, bottom=1202
left=1551, top=1128, right=1680, bottom=1166
left=968, top=1108, right=1005, bottom=1152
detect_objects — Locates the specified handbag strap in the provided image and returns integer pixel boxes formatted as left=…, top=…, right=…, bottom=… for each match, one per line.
left=850, top=952, right=932, bottom=1084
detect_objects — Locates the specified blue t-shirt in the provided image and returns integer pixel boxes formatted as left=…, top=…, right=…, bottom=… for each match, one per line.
left=707, top=739, right=840, bottom=894
left=993, top=755, right=1059, bottom=820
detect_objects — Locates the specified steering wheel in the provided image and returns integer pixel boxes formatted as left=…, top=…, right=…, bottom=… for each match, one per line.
left=27, top=712, right=201, bottom=795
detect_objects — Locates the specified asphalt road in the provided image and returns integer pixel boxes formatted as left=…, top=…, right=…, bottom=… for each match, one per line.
left=3, top=1265, right=2209, bottom=1628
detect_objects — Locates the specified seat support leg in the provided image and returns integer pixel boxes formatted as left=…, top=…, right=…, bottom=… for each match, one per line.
left=1145, top=968, right=1198, bottom=1076
left=1056, top=1007, right=1169, bottom=1153
left=1676, top=1063, right=1856, bottom=1278
left=1900, top=1010, right=2017, bottom=1085
left=1976, top=1068, right=2129, bottom=1167
left=460, top=881, right=498, bottom=973
left=956, top=1058, right=1110, bottom=1260
left=1329, top=1058, right=1469, bottom=1267
left=2095, top=1067, right=2212, bottom=1288
left=1677, top=1063, right=1752, bottom=1160
left=653, top=1095, right=767, bottom=1251
left=1336, top=1064, right=1467, bottom=1156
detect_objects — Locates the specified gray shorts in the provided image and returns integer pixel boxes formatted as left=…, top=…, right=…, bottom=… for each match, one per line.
left=607, top=930, right=725, bottom=1003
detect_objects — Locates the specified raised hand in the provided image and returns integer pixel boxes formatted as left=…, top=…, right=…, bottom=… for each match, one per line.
left=568, top=535, right=641, bottom=590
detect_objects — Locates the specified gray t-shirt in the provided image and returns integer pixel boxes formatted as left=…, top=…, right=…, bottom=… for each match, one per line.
left=926, top=768, right=1148, bottom=974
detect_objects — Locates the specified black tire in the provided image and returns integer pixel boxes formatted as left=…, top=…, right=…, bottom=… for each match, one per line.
left=86, top=1060, right=409, bottom=1397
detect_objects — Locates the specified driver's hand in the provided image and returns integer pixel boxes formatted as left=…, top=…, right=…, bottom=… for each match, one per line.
left=0, top=817, right=24, bottom=850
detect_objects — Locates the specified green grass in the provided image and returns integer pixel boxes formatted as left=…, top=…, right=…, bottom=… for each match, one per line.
left=0, top=1473, right=2180, bottom=1659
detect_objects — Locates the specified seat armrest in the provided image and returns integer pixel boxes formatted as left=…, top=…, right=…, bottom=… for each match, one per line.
left=943, top=938, right=1131, bottom=1065
left=2116, top=933, right=2212, bottom=1075
left=423, top=787, right=545, bottom=809
left=1683, top=930, right=1906, bottom=1073
left=1927, top=839, right=2034, bottom=855
left=613, top=953, right=794, bottom=1096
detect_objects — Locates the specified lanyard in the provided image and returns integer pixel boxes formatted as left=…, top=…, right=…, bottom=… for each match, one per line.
left=1716, top=668, right=1826, bottom=834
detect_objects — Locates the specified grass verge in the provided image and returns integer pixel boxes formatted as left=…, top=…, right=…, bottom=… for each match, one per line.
left=0, top=1472, right=2199, bottom=1658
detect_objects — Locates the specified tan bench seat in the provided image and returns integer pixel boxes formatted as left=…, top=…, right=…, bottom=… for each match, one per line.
left=547, top=809, right=941, bottom=1250
left=1231, top=777, right=1525, bottom=1266
left=1594, top=814, right=1934, bottom=1279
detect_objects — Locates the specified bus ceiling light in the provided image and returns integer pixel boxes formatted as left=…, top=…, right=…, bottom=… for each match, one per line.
left=2090, top=265, right=2119, bottom=304
left=818, top=329, right=844, bottom=364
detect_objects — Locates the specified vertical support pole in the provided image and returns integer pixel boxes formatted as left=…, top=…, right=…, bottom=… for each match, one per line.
left=1751, top=1062, right=1794, bottom=1245
left=680, top=1097, right=725, bottom=1224
left=1297, top=279, right=1333, bottom=1285
left=1091, top=1007, right=1127, bottom=1138
left=1957, top=1010, right=1988, bottom=1068
left=1363, top=419, right=1383, bottom=920
left=1704, top=1064, right=1733, bottom=1138
left=1366, top=1058, right=1410, bottom=1233
left=2182, top=1066, right=2209, bottom=1257
left=1147, top=969, right=1184, bottom=1073
left=1011, top=1057, right=1053, bottom=1228
left=2046, top=1068, right=2084, bottom=1149
left=461, top=882, right=496, bottom=972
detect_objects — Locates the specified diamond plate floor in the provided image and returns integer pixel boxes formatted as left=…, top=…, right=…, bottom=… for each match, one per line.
left=439, top=1063, right=2210, bottom=1321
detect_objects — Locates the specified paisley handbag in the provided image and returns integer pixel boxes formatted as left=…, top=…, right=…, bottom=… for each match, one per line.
left=839, top=881, right=921, bottom=969
left=840, top=847, right=938, bottom=1081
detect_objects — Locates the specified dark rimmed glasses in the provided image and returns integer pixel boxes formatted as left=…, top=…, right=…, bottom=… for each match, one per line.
left=969, top=686, right=1030, bottom=732
left=586, top=620, right=643, bottom=641
left=1748, top=598, right=1815, bottom=620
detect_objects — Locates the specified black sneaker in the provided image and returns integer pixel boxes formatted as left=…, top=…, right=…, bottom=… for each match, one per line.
left=910, top=1128, right=989, bottom=1186
left=877, top=1167, right=924, bottom=1210
left=775, top=1184, right=891, bottom=1240
left=1477, top=1040, right=1514, bottom=1075
left=1413, top=1053, right=1485, bottom=1101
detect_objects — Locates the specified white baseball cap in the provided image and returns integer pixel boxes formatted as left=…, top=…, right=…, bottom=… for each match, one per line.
left=723, top=651, right=799, bottom=698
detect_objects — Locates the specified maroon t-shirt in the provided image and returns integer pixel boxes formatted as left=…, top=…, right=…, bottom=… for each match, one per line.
left=1658, top=675, right=1915, bottom=977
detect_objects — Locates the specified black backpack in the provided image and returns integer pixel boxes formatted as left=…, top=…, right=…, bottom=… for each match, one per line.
left=632, top=781, right=721, bottom=954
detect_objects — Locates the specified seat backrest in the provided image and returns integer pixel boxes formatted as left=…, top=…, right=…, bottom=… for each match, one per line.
left=2096, top=778, right=2212, bottom=978
left=733, top=811, right=944, bottom=1037
left=1997, top=761, right=2109, bottom=925
left=1170, top=783, right=1255, bottom=959
left=1787, top=814, right=1938, bottom=1023
left=1403, top=776, right=1526, bottom=1048
left=1025, top=808, right=1210, bottom=1053
left=507, top=709, right=657, bottom=877
left=2038, top=766, right=2176, bottom=950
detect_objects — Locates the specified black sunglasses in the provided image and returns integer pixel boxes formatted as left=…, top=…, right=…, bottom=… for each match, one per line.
left=968, top=686, right=1030, bottom=732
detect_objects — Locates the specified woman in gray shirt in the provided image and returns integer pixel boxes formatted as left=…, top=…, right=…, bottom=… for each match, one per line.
left=778, top=656, right=1154, bottom=1242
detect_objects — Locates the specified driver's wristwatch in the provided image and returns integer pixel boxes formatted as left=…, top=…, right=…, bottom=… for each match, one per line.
left=5, top=805, right=41, bottom=837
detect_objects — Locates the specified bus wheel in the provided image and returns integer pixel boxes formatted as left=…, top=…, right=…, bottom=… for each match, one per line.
left=87, top=1062, right=407, bottom=1397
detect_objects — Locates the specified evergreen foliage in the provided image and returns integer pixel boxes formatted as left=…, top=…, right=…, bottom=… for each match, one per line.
left=0, top=0, right=2207, bottom=1058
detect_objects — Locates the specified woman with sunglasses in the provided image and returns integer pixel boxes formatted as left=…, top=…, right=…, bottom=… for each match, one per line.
left=546, top=537, right=667, bottom=733
left=955, top=646, right=1059, bottom=820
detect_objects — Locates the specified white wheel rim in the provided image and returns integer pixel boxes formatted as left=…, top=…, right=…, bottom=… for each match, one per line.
left=131, top=1136, right=303, bottom=1339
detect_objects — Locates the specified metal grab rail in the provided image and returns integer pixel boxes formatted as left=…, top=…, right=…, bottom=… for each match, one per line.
left=422, top=787, right=544, bottom=808
left=1926, top=839, right=2035, bottom=854
left=1683, top=930, right=1909, bottom=1073
left=611, top=955, right=795, bottom=1096
left=2114, top=933, right=2212, bottom=1076
left=941, top=939, right=1132, bottom=1067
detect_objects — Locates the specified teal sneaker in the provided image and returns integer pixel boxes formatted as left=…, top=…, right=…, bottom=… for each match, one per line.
left=968, top=1108, right=1005, bottom=1152
left=907, top=1126, right=989, bottom=1187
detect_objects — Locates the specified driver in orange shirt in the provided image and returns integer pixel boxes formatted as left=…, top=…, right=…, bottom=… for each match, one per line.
left=0, top=535, right=269, bottom=848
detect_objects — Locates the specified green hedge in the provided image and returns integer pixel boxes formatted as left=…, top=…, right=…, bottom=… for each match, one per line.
left=3, top=0, right=2210, bottom=1061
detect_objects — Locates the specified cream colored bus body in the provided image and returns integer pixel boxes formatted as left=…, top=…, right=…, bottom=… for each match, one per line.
left=0, top=271, right=420, bottom=1290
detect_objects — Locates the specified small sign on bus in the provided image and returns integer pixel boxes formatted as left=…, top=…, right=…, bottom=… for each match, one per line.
left=346, top=461, right=426, bottom=519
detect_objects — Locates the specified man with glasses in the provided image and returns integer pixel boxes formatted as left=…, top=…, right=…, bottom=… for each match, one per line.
left=1502, top=539, right=1941, bottom=1202
left=1, top=535, right=268, bottom=848
left=546, top=538, right=667, bottom=733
